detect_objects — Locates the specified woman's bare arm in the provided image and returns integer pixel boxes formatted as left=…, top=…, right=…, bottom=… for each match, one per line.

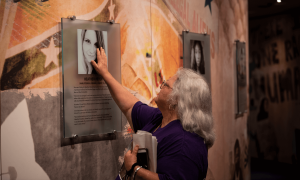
left=91, top=48, right=138, bottom=130
left=134, top=167, right=159, bottom=180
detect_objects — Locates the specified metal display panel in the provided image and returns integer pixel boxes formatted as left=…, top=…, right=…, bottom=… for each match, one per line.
left=62, top=18, right=121, bottom=138
left=235, top=40, right=247, bottom=116
left=182, top=31, right=211, bottom=88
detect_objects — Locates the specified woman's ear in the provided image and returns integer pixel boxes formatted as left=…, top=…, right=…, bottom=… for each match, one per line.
left=168, top=103, right=177, bottom=110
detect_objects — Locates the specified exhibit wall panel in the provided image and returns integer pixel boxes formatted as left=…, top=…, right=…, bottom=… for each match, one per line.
left=249, top=13, right=300, bottom=164
left=0, top=0, right=249, bottom=179
left=213, top=0, right=249, bottom=180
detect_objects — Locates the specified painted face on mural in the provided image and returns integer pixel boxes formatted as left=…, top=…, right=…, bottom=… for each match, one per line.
left=83, top=30, right=98, bottom=63
left=194, top=43, right=201, bottom=66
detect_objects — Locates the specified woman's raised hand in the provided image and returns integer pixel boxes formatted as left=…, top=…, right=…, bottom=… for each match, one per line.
left=91, top=47, right=108, bottom=75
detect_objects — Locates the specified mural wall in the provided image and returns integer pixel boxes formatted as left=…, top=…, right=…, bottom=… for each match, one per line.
left=0, top=0, right=249, bottom=179
left=248, top=12, right=300, bottom=164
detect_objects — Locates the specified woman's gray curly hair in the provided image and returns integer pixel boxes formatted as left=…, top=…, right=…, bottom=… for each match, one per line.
left=168, top=68, right=215, bottom=148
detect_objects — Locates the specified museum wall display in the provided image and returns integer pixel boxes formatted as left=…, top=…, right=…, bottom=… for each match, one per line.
left=235, top=40, right=247, bottom=116
left=61, top=19, right=122, bottom=138
left=0, top=0, right=249, bottom=179
left=248, top=12, right=300, bottom=164
left=182, top=31, right=211, bottom=87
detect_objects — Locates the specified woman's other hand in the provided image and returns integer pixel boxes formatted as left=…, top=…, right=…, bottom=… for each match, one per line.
left=124, top=145, right=139, bottom=171
left=91, top=47, right=108, bottom=75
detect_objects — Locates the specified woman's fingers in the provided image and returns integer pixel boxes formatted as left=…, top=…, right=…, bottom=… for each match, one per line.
left=125, top=149, right=131, bottom=156
left=124, top=145, right=139, bottom=171
left=91, top=60, right=97, bottom=68
left=93, top=47, right=108, bottom=75
left=97, top=48, right=101, bottom=56
left=100, top=47, right=106, bottom=57
left=97, top=48, right=107, bottom=61
left=124, top=150, right=132, bottom=171
left=132, top=145, right=139, bottom=156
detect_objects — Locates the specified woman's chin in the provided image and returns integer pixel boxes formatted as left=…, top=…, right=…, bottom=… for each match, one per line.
left=154, top=96, right=159, bottom=104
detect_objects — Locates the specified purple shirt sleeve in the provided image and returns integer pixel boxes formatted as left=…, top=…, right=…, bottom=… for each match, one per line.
left=131, top=101, right=161, bottom=132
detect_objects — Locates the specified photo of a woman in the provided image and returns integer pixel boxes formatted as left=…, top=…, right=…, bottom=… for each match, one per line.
left=191, top=40, right=205, bottom=74
left=237, top=46, right=246, bottom=86
left=77, top=29, right=107, bottom=74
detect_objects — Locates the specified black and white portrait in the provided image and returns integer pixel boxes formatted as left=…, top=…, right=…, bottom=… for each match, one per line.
left=237, top=46, right=246, bottom=87
left=236, top=42, right=247, bottom=114
left=183, top=32, right=210, bottom=87
left=77, top=29, right=108, bottom=74
left=190, top=40, right=205, bottom=74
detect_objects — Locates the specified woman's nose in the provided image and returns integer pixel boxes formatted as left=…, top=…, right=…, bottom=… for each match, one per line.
left=89, top=46, right=96, bottom=54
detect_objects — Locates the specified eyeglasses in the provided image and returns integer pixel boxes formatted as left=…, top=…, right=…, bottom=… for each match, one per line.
left=160, top=80, right=173, bottom=89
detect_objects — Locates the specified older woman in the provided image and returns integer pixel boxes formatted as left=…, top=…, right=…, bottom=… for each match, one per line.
left=92, top=48, right=215, bottom=180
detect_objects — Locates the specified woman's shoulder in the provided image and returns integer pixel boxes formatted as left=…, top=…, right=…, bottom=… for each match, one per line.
left=182, top=131, right=207, bottom=153
left=133, top=101, right=162, bottom=122
left=132, top=101, right=162, bottom=132
left=158, top=121, right=206, bottom=153
left=164, top=120, right=206, bottom=144
left=181, top=131, right=208, bottom=163
left=159, top=123, right=208, bottom=165
left=133, top=101, right=161, bottom=115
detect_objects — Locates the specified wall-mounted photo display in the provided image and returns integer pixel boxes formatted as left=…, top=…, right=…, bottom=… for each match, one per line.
left=235, top=40, right=247, bottom=116
left=77, top=29, right=108, bottom=74
left=182, top=31, right=211, bottom=87
left=62, top=18, right=121, bottom=139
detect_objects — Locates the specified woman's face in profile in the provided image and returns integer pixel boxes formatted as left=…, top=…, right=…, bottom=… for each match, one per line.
left=194, top=43, right=201, bottom=65
left=83, top=30, right=97, bottom=63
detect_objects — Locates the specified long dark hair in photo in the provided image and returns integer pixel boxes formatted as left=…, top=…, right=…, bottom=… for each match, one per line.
left=192, top=41, right=205, bottom=74
left=81, top=29, right=105, bottom=74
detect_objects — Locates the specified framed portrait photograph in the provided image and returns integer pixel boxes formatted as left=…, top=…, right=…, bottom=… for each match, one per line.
left=77, top=29, right=108, bottom=74
left=182, top=31, right=211, bottom=87
left=235, top=40, right=247, bottom=116
left=62, top=18, right=121, bottom=140
left=190, top=40, right=205, bottom=74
